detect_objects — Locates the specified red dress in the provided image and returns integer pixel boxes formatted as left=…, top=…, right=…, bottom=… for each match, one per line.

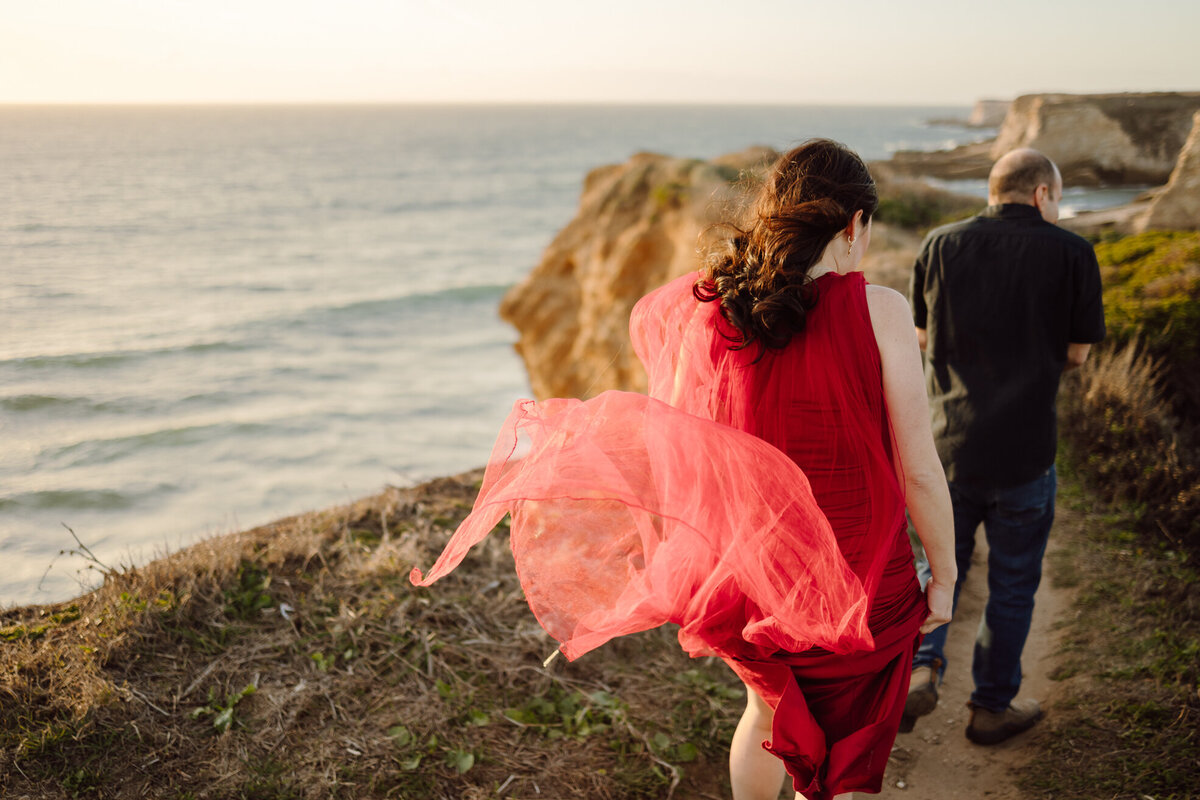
left=413, top=270, right=925, bottom=799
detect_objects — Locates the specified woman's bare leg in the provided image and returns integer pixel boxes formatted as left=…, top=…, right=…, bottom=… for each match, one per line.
left=732, top=685, right=858, bottom=800
left=730, top=686, right=787, bottom=800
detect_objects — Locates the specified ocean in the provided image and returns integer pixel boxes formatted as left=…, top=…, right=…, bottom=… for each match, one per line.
left=0, top=103, right=1089, bottom=606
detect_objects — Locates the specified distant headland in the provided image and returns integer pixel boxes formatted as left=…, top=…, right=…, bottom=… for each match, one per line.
left=899, top=91, right=1200, bottom=188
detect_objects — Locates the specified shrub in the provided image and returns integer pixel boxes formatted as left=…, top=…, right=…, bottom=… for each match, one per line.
left=1059, top=230, right=1200, bottom=561
left=1059, top=343, right=1200, bottom=559
left=872, top=180, right=984, bottom=232
left=1094, top=230, right=1200, bottom=419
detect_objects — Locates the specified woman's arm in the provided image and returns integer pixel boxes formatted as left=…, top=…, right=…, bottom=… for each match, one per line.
left=866, top=285, right=957, bottom=633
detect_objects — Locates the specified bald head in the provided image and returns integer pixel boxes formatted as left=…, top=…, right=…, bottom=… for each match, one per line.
left=988, top=148, right=1063, bottom=223
left=989, top=149, right=1060, bottom=204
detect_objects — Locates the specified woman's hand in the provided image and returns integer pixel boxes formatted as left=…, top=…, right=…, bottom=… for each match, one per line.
left=920, top=577, right=954, bottom=635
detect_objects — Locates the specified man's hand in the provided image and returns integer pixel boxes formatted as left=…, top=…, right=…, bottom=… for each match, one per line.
left=1064, top=342, right=1091, bottom=371
left=920, top=577, right=955, bottom=634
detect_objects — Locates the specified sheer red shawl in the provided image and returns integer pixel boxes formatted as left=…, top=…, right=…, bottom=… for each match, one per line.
left=410, top=271, right=902, bottom=661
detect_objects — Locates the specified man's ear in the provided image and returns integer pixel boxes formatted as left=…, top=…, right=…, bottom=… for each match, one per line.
left=1032, top=183, right=1050, bottom=210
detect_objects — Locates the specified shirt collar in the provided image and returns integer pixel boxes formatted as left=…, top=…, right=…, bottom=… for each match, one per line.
left=981, top=203, right=1044, bottom=220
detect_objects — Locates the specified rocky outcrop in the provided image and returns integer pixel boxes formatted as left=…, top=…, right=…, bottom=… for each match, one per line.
left=499, top=148, right=776, bottom=399
left=887, top=140, right=994, bottom=181
left=967, top=99, right=1010, bottom=128
left=1139, top=110, right=1200, bottom=231
left=991, top=93, right=1200, bottom=185
left=890, top=92, right=1200, bottom=186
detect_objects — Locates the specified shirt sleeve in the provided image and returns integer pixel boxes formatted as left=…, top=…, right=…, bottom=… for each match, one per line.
left=1069, top=245, right=1106, bottom=343
left=909, top=237, right=930, bottom=329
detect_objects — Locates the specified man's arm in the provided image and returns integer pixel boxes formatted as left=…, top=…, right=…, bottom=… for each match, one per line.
left=908, top=237, right=930, bottom=349
left=1065, top=342, right=1091, bottom=370
left=916, top=327, right=927, bottom=352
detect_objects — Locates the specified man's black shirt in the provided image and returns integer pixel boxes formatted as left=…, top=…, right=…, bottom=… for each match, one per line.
left=909, top=204, right=1106, bottom=487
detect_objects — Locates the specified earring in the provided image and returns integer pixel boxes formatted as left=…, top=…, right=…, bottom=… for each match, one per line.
left=847, top=236, right=855, bottom=257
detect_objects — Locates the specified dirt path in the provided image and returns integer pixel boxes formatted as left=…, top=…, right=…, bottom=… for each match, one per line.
left=846, top=253, right=1073, bottom=800
left=875, top=525, right=1071, bottom=799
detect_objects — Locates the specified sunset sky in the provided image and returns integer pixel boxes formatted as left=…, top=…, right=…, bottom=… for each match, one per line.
left=3, top=0, right=1198, bottom=105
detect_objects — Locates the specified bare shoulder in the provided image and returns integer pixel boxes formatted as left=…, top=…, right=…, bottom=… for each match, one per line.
left=864, top=284, right=911, bottom=325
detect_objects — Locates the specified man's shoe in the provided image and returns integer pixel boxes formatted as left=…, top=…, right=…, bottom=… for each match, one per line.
left=898, top=666, right=938, bottom=732
left=965, top=698, right=1044, bottom=745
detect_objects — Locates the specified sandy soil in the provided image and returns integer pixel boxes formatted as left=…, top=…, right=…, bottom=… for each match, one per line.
left=875, top=528, right=1071, bottom=800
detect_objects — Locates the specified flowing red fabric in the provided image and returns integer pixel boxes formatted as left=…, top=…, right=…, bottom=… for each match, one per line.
left=631, top=271, right=906, bottom=607
left=409, top=388, right=873, bottom=661
left=411, top=270, right=925, bottom=799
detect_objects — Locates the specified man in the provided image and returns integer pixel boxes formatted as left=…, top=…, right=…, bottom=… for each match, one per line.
left=904, top=148, right=1106, bottom=745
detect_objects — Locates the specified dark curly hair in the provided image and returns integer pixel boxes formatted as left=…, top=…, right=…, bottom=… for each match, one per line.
left=694, top=139, right=879, bottom=354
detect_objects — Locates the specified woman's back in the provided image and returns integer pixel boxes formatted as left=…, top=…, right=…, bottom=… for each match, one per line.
left=637, top=269, right=917, bottom=622
left=763, top=271, right=921, bottom=630
left=743, top=271, right=896, bottom=571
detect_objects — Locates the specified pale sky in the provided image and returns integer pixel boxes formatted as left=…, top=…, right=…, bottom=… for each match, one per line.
left=2, top=0, right=1198, bottom=105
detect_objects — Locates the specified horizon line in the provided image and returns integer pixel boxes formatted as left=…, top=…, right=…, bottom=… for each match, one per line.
left=0, top=98, right=986, bottom=109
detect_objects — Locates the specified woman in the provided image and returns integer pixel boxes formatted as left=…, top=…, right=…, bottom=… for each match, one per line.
left=413, top=140, right=955, bottom=800
left=668, top=139, right=957, bottom=799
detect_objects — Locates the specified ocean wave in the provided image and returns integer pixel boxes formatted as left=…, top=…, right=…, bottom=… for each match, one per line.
left=3, top=388, right=257, bottom=418
left=0, top=486, right=169, bottom=512
left=379, top=199, right=477, bottom=215
left=41, top=420, right=278, bottom=470
left=281, top=283, right=511, bottom=327
left=1, top=394, right=98, bottom=413
left=4, top=339, right=251, bottom=371
left=8, top=221, right=148, bottom=239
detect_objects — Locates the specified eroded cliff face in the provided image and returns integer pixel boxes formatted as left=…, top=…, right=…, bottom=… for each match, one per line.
left=991, top=92, right=1200, bottom=185
left=498, top=148, right=776, bottom=399
left=1139, top=110, right=1200, bottom=231
left=890, top=92, right=1200, bottom=186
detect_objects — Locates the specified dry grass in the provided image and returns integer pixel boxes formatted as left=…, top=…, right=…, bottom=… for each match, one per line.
left=0, top=471, right=742, bottom=799
left=1059, top=341, right=1200, bottom=561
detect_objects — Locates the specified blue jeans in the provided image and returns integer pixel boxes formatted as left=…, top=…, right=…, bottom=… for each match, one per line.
left=912, top=466, right=1056, bottom=712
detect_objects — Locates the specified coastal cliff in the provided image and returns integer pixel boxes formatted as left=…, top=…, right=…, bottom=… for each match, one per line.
left=991, top=92, right=1200, bottom=185
left=891, top=91, right=1200, bottom=186
left=1139, top=110, right=1200, bottom=231
left=498, top=147, right=774, bottom=399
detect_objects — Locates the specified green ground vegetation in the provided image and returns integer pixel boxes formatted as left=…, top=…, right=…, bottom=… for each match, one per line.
left=872, top=173, right=986, bottom=233
left=1020, top=471, right=1199, bottom=800
left=1020, top=229, right=1200, bottom=799
left=1094, top=229, right=1200, bottom=434
left=1064, top=230, right=1200, bottom=561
